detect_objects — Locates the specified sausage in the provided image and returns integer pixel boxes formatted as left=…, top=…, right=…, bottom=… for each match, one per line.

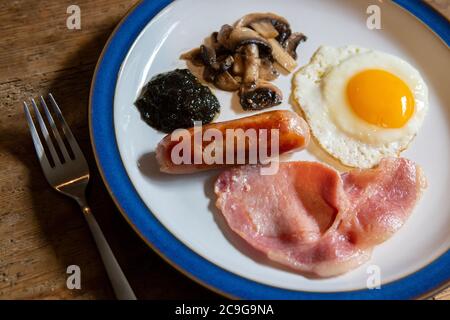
left=156, top=110, right=310, bottom=174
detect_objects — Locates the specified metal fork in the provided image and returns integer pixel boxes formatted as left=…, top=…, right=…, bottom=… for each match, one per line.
left=24, top=93, right=136, bottom=300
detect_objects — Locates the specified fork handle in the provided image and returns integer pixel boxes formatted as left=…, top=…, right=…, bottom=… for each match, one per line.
left=82, top=206, right=137, bottom=300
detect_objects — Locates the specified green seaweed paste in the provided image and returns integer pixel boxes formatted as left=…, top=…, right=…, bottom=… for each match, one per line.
left=135, top=69, right=220, bottom=133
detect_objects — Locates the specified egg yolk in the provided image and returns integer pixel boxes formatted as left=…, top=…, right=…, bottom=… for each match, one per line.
left=346, top=69, right=414, bottom=128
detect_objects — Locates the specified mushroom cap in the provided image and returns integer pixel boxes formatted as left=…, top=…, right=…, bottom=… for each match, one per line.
left=234, top=12, right=289, bottom=29
left=284, top=32, right=307, bottom=59
left=217, top=24, right=234, bottom=49
left=239, top=80, right=283, bottom=110
left=229, top=27, right=272, bottom=56
left=200, top=44, right=219, bottom=69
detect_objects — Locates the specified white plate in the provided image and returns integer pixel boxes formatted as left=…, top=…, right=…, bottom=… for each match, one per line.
left=96, top=0, right=450, bottom=297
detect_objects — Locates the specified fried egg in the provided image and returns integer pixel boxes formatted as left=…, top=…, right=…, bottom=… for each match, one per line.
left=293, top=46, right=428, bottom=168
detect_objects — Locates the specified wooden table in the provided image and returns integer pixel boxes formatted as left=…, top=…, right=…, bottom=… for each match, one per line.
left=0, top=0, right=448, bottom=300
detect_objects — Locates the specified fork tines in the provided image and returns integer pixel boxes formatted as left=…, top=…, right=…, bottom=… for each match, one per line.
left=23, top=93, right=82, bottom=168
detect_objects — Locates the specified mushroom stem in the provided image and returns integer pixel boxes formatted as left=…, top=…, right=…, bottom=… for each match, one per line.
left=217, top=24, right=234, bottom=49
left=214, top=71, right=241, bottom=91
left=200, top=44, right=220, bottom=70
left=243, top=43, right=260, bottom=85
left=250, top=20, right=279, bottom=38
left=259, top=58, right=279, bottom=81
left=284, top=32, right=307, bottom=59
left=218, top=55, right=234, bottom=72
left=267, top=38, right=297, bottom=72
left=232, top=53, right=245, bottom=76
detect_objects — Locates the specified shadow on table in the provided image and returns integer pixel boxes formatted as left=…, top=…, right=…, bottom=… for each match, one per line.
left=6, top=0, right=448, bottom=299
left=0, top=23, right=220, bottom=299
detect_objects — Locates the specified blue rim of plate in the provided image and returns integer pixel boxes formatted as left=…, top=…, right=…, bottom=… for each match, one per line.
left=90, top=0, right=450, bottom=299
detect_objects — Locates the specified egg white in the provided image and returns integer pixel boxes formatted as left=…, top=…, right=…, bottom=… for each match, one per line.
left=292, top=45, right=428, bottom=168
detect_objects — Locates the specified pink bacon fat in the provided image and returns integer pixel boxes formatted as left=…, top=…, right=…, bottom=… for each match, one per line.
left=214, top=158, right=427, bottom=277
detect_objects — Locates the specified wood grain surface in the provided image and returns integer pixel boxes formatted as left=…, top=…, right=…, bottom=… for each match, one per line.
left=0, top=0, right=448, bottom=300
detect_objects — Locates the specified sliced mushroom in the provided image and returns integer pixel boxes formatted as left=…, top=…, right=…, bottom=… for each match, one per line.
left=274, top=19, right=291, bottom=46
left=202, top=66, right=217, bottom=83
left=211, top=32, right=233, bottom=55
left=235, top=15, right=299, bottom=72
left=180, top=47, right=204, bottom=66
left=200, top=44, right=220, bottom=70
left=214, top=71, right=241, bottom=91
left=217, top=54, right=234, bottom=72
left=229, top=27, right=272, bottom=57
left=267, top=38, right=297, bottom=72
left=250, top=20, right=278, bottom=38
left=259, top=58, right=279, bottom=81
left=235, top=13, right=289, bottom=29
left=217, top=24, right=234, bottom=49
left=232, top=53, right=245, bottom=76
left=284, top=32, right=307, bottom=59
left=239, top=81, right=283, bottom=110
left=211, top=31, right=219, bottom=46
left=235, top=13, right=291, bottom=42
left=182, top=13, right=306, bottom=111
left=243, top=43, right=260, bottom=85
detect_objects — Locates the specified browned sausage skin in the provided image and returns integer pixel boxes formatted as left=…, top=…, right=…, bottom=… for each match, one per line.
left=156, top=110, right=310, bottom=174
